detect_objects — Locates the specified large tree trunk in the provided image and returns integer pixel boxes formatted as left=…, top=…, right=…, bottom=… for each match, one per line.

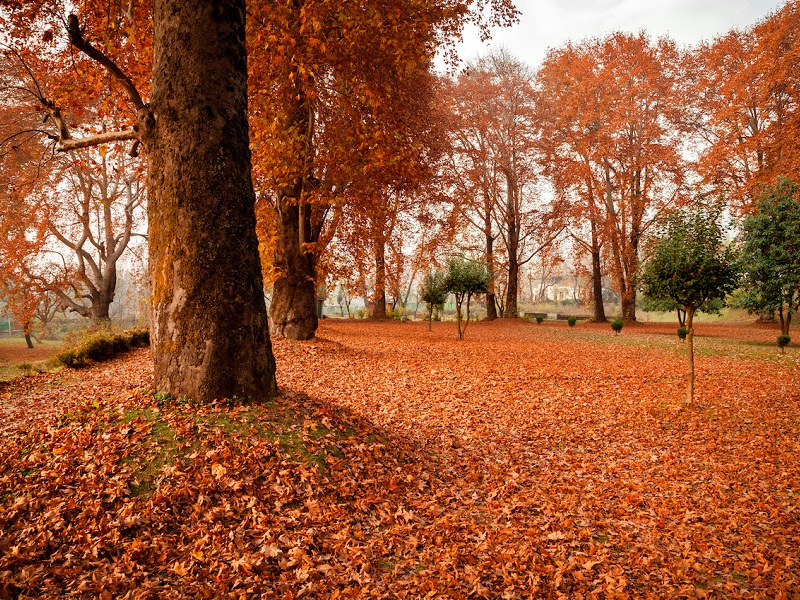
left=268, top=24, right=319, bottom=341
left=270, top=197, right=318, bottom=340
left=372, top=237, right=388, bottom=319
left=145, top=0, right=276, bottom=402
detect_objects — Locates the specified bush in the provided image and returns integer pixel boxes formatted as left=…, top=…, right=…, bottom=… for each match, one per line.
left=677, top=327, right=687, bottom=340
left=777, top=334, right=791, bottom=352
left=568, top=317, right=577, bottom=328
left=57, top=328, right=150, bottom=368
left=536, top=315, right=544, bottom=324
left=611, top=318, right=623, bottom=335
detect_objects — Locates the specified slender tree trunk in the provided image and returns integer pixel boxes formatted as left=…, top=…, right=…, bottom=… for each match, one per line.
left=686, top=305, right=696, bottom=406
left=144, top=0, right=276, bottom=401
left=504, top=180, right=519, bottom=318
left=590, top=228, right=606, bottom=322
left=485, top=221, right=498, bottom=321
left=587, top=179, right=606, bottom=323
left=372, top=237, right=387, bottom=319
left=428, top=305, right=433, bottom=331
left=455, top=294, right=464, bottom=339
left=24, top=322, right=34, bottom=349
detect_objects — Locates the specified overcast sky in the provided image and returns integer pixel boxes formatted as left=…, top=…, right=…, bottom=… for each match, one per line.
left=448, top=0, right=787, bottom=69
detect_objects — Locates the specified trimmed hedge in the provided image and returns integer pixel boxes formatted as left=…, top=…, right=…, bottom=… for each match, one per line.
left=57, top=329, right=150, bottom=368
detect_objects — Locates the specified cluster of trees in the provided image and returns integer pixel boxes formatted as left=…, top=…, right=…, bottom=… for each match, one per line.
left=420, top=256, right=491, bottom=338
left=640, top=178, right=800, bottom=404
left=1, top=1, right=798, bottom=402
left=0, top=0, right=517, bottom=401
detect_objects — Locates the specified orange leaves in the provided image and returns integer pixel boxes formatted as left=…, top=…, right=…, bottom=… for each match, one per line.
left=2, top=321, right=800, bottom=596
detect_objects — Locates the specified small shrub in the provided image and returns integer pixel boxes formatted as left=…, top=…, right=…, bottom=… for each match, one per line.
left=611, top=318, right=623, bottom=335
left=56, top=348, right=84, bottom=368
left=777, top=334, right=791, bottom=352
left=82, top=333, right=115, bottom=361
left=536, top=315, right=544, bottom=324
left=57, top=328, right=150, bottom=368
left=355, top=309, right=365, bottom=320
left=568, top=317, right=577, bottom=328
left=677, top=327, right=687, bottom=340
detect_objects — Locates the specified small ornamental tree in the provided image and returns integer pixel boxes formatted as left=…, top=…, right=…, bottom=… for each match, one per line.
left=640, top=205, right=739, bottom=405
left=420, top=270, right=448, bottom=332
left=739, top=178, right=800, bottom=337
left=445, top=257, right=491, bottom=340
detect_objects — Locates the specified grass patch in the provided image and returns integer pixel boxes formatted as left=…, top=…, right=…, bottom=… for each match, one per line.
left=116, top=400, right=362, bottom=496
left=121, top=412, right=182, bottom=497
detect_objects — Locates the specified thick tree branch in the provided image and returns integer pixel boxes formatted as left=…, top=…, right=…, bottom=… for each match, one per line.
left=67, top=14, right=145, bottom=111
left=58, top=129, right=138, bottom=152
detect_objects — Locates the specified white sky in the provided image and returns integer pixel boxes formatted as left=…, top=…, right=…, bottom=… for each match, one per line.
left=449, top=0, right=788, bottom=69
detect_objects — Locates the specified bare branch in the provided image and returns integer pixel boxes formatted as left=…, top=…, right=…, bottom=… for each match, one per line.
left=58, top=129, right=138, bottom=152
left=67, top=14, right=145, bottom=111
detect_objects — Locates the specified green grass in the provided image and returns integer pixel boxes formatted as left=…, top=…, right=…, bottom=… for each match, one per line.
left=0, top=339, right=63, bottom=382
left=116, top=402, right=361, bottom=497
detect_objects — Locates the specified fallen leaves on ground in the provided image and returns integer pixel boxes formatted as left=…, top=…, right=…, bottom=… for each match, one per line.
left=1, top=320, right=798, bottom=598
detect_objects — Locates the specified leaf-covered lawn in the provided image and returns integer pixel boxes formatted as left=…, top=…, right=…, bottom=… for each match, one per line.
left=1, top=320, right=798, bottom=598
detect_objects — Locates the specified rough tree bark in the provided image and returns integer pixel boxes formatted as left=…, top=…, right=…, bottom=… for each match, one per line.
left=270, top=192, right=318, bottom=340
left=143, top=0, right=276, bottom=400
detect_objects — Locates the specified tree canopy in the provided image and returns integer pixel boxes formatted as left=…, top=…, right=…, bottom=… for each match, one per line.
left=738, top=177, right=800, bottom=336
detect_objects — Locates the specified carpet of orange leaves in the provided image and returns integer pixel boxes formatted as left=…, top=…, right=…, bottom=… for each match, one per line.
left=1, top=319, right=798, bottom=598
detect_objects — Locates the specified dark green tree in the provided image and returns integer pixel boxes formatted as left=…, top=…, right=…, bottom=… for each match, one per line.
left=641, top=295, right=724, bottom=328
left=640, top=205, right=739, bottom=404
left=445, top=257, right=491, bottom=339
left=739, top=178, right=800, bottom=339
left=419, top=270, right=448, bottom=331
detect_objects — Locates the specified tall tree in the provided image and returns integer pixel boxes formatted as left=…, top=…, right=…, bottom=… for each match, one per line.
left=446, top=50, right=552, bottom=319
left=2, top=1, right=277, bottom=401
left=536, top=34, right=687, bottom=321
left=536, top=43, right=609, bottom=322
left=248, top=0, right=518, bottom=339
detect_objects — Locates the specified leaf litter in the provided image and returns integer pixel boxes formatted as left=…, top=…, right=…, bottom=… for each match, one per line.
left=1, top=320, right=798, bottom=598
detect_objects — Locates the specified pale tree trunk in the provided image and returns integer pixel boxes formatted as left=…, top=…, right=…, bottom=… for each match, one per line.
left=144, top=0, right=276, bottom=401
left=686, top=305, right=696, bottom=406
